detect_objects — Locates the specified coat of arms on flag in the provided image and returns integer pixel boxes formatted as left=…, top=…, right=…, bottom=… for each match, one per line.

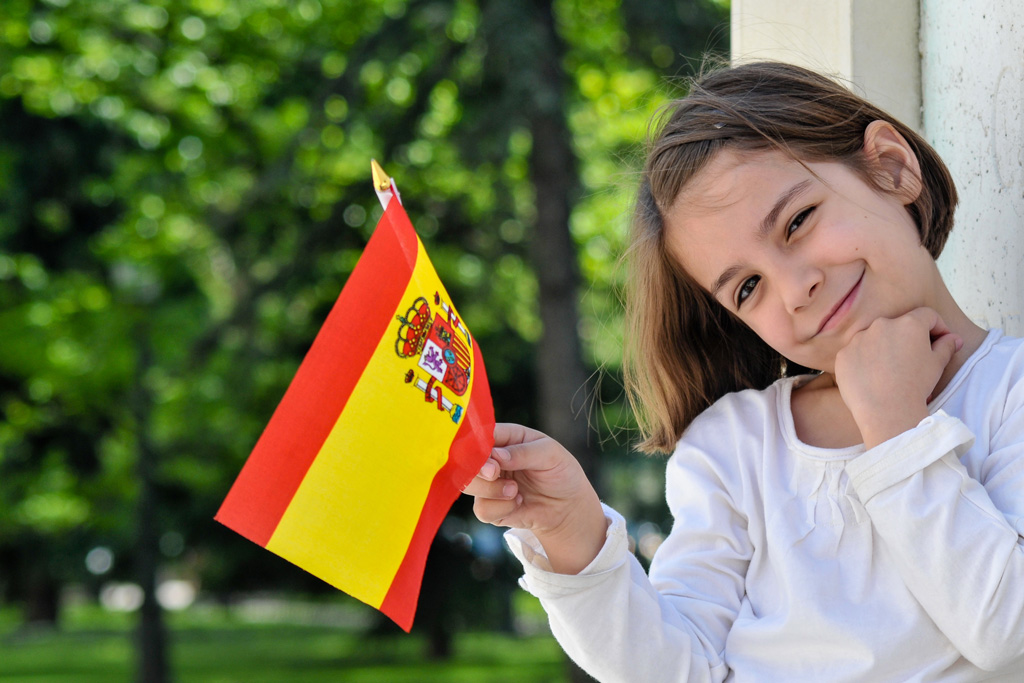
left=215, top=162, right=495, bottom=631
left=399, top=294, right=471, bottom=416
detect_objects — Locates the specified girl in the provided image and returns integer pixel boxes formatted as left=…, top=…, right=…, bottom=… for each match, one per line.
left=463, top=62, right=1024, bottom=682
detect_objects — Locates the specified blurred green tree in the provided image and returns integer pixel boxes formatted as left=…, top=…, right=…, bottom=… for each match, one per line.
left=0, top=0, right=726, bottom=680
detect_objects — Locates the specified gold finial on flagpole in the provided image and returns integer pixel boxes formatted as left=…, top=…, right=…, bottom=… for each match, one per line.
left=370, top=159, right=391, bottom=192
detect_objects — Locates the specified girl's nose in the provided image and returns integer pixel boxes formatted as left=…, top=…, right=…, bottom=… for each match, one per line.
left=780, top=264, right=823, bottom=312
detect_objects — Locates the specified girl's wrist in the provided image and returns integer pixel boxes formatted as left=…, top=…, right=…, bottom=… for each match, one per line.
left=858, top=404, right=929, bottom=449
left=533, top=491, right=607, bottom=575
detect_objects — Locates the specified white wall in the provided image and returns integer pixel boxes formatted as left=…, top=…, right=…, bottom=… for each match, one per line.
left=922, top=1, right=1024, bottom=335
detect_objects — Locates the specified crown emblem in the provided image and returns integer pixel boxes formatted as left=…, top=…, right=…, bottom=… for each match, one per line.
left=395, top=296, right=431, bottom=358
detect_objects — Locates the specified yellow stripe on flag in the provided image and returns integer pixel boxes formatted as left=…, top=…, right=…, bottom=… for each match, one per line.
left=265, top=236, right=473, bottom=608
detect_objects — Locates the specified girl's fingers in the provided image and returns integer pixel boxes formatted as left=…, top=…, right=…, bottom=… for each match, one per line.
left=908, top=307, right=962, bottom=360
left=911, top=307, right=961, bottom=348
left=490, top=437, right=563, bottom=473
left=462, top=475, right=518, bottom=500
left=476, top=457, right=501, bottom=481
left=493, top=422, right=545, bottom=448
left=931, top=331, right=963, bottom=362
left=473, top=495, right=522, bottom=526
left=931, top=316, right=953, bottom=339
left=913, top=306, right=949, bottom=336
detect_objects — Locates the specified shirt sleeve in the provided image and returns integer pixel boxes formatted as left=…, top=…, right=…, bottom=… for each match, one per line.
left=504, top=441, right=751, bottom=683
left=846, top=409, right=1024, bottom=671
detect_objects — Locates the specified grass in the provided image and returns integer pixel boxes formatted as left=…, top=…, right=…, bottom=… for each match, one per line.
left=0, top=597, right=568, bottom=682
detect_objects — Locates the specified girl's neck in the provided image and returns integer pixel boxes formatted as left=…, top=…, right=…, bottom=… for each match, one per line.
left=931, top=308, right=989, bottom=397
left=791, top=376, right=861, bottom=448
left=925, top=275, right=989, bottom=396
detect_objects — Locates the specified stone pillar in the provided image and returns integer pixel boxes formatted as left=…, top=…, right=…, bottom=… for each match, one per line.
left=921, top=2, right=1024, bottom=335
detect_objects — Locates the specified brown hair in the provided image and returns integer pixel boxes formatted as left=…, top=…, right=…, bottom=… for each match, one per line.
left=624, top=61, right=958, bottom=454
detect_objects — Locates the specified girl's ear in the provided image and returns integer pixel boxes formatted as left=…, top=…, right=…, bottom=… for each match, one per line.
left=862, top=120, right=923, bottom=205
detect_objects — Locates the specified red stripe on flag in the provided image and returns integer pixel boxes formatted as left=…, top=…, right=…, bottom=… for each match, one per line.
left=378, top=342, right=495, bottom=631
left=216, top=202, right=420, bottom=546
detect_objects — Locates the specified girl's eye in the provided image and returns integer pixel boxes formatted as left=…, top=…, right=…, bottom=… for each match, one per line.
left=787, top=207, right=814, bottom=237
left=737, top=275, right=760, bottom=307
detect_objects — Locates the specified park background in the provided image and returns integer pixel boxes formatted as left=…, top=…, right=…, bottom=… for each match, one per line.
left=0, top=0, right=729, bottom=680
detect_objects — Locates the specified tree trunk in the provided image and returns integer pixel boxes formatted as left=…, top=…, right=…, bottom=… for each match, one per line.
left=526, top=3, right=598, bottom=681
left=133, top=327, right=169, bottom=683
left=23, top=558, right=60, bottom=626
left=526, top=0, right=597, bottom=485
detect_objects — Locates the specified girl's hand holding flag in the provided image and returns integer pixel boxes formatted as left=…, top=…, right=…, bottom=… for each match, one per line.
left=463, top=423, right=606, bottom=575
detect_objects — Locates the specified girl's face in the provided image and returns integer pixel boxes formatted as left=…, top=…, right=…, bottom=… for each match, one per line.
left=665, top=139, right=944, bottom=374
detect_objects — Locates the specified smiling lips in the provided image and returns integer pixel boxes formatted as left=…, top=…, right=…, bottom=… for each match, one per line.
left=817, top=273, right=864, bottom=335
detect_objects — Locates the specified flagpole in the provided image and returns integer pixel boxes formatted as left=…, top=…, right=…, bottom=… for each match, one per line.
left=371, top=159, right=402, bottom=210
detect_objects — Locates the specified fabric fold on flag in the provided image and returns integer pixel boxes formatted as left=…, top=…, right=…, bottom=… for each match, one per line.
left=216, top=195, right=495, bottom=631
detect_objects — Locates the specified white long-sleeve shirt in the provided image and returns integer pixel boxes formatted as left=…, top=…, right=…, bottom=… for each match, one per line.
left=506, top=329, right=1024, bottom=682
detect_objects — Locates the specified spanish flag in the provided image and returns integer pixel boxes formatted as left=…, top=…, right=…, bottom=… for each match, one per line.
left=216, top=163, right=495, bottom=631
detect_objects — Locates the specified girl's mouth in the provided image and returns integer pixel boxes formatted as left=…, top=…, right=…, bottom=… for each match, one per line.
left=817, top=272, right=864, bottom=335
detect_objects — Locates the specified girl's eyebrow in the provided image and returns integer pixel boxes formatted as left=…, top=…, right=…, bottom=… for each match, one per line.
left=761, top=180, right=815, bottom=239
left=709, top=179, right=814, bottom=299
left=758, top=179, right=812, bottom=238
left=710, top=265, right=743, bottom=300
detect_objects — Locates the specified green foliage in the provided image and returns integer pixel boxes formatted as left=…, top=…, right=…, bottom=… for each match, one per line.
left=0, top=0, right=727, bottom=624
